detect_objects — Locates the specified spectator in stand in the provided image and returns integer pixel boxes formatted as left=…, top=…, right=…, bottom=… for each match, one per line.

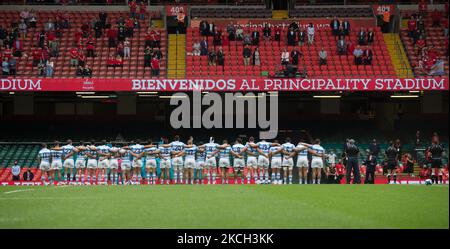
left=262, top=23, right=271, bottom=42
left=37, top=60, right=45, bottom=76
left=342, top=20, right=350, bottom=36
left=289, top=21, right=299, bottom=32
left=208, top=22, right=216, bottom=36
left=153, top=47, right=162, bottom=60
left=243, top=44, right=251, bottom=66
left=252, top=28, right=260, bottom=46
left=118, top=27, right=126, bottom=43
left=76, top=64, right=92, bottom=77
left=19, top=19, right=27, bottom=39
left=144, top=46, right=152, bottom=67
left=129, top=0, right=138, bottom=18
left=226, top=22, right=236, bottom=41
left=290, top=48, right=301, bottom=66
left=86, top=37, right=95, bottom=58
left=415, top=35, right=426, bottom=56
left=46, top=58, right=54, bottom=77
left=200, top=36, right=208, bottom=56
left=145, top=28, right=152, bottom=47
left=115, top=55, right=123, bottom=67
left=326, top=164, right=339, bottom=184
left=307, top=23, right=315, bottom=45
left=252, top=47, right=261, bottom=66
left=281, top=48, right=289, bottom=65
left=337, top=37, right=346, bottom=55
left=336, top=26, right=345, bottom=41
left=69, top=47, right=79, bottom=67
left=367, top=28, right=375, bottom=45
left=152, top=29, right=161, bottom=48
left=330, top=16, right=340, bottom=38
left=431, top=9, right=441, bottom=27
left=418, top=0, right=427, bottom=17
left=123, top=37, right=131, bottom=59
left=12, top=161, right=21, bottom=181
left=353, top=45, right=363, bottom=65
left=78, top=52, right=86, bottom=67
left=217, top=47, right=225, bottom=68
left=213, top=29, right=222, bottom=47
left=358, top=27, right=366, bottom=45
left=44, top=19, right=55, bottom=32
left=298, top=28, right=306, bottom=46
left=192, top=40, right=201, bottom=56
left=243, top=32, right=252, bottom=46
left=287, top=28, right=296, bottom=46
left=13, top=38, right=23, bottom=57
left=116, top=41, right=124, bottom=58
left=2, top=58, right=9, bottom=76
left=23, top=168, right=34, bottom=181
left=94, top=18, right=103, bottom=38
left=9, top=57, right=17, bottom=76
left=99, top=11, right=108, bottom=29
left=208, top=49, right=216, bottom=66
left=139, top=1, right=147, bottom=20
left=125, top=18, right=135, bottom=38
left=236, top=25, right=244, bottom=41
left=0, top=26, right=6, bottom=47
left=151, top=55, right=160, bottom=77
left=319, top=47, right=327, bottom=68
left=32, top=47, right=42, bottom=67
left=417, top=16, right=425, bottom=35
left=274, top=25, right=281, bottom=45
left=363, top=46, right=373, bottom=65
left=37, top=29, right=46, bottom=48
left=407, top=15, right=417, bottom=38
left=20, top=9, right=30, bottom=24
left=3, top=45, right=12, bottom=61
left=199, top=20, right=209, bottom=36
left=29, top=10, right=37, bottom=29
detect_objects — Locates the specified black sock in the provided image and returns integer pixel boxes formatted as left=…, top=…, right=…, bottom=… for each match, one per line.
left=387, top=175, right=391, bottom=184
left=432, top=175, right=436, bottom=184
left=393, top=175, right=397, bottom=183
left=67, top=173, right=70, bottom=180
left=439, top=175, right=443, bottom=184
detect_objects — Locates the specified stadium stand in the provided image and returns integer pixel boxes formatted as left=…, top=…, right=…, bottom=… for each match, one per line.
left=289, top=6, right=374, bottom=18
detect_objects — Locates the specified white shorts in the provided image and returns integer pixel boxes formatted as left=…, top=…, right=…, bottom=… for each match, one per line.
left=145, top=158, right=157, bottom=168
left=172, top=156, right=183, bottom=168
left=311, top=158, right=324, bottom=168
left=39, top=161, right=50, bottom=171
left=205, top=157, right=217, bottom=168
left=160, top=158, right=171, bottom=169
left=258, top=155, right=270, bottom=168
left=109, top=159, right=119, bottom=169
left=219, top=158, right=230, bottom=168
left=98, top=159, right=109, bottom=169
left=233, top=158, right=245, bottom=168
left=75, top=159, right=86, bottom=168
left=282, top=158, right=294, bottom=169
left=87, top=159, right=98, bottom=169
left=51, top=161, right=62, bottom=170
left=196, top=161, right=205, bottom=169
left=121, top=161, right=131, bottom=170
left=184, top=158, right=196, bottom=169
left=247, top=156, right=257, bottom=168
left=133, top=159, right=142, bottom=168
left=271, top=158, right=282, bottom=168
left=63, top=159, right=74, bottom=168
left=297, top=157, right=309, bottom=168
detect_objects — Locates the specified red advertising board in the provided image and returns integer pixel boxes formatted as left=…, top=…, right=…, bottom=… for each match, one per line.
left=166, top=4, right=188, bottom=16
left=0, top=77, right=448, bottom=92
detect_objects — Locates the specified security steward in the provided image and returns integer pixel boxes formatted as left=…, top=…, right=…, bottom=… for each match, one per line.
left=345, top=139, right=361, bottom=184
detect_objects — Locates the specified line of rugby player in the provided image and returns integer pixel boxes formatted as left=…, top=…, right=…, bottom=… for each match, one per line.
left=37, top=135, right=328, bottom=185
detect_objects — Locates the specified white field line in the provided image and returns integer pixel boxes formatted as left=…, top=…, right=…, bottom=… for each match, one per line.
left=3, top=189, right=35, bottom=194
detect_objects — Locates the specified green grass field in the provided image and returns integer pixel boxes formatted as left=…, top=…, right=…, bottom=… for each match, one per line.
left=0, top=185, right=448, bottom=229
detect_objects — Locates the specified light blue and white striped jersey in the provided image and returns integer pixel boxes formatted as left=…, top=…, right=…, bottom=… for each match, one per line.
left=97, top=145, right=111, bottom=157
left=129, top=144, right=144, bottom=159
left=311, top=144, right=325, bottom=158
left=296, top=144, right=308, bottom=157
left=282, top=142, right=295, bottom=160
left=204, top=142, right=219, bottom=157
left=85, top=146, right=98, bottom=159
left=184, top=145, right=197, bottom=159
left=219, top=145, right=232, bottom=159
left=170, top=141, right=185, bottom=154
left=50, top=149, right=63, bottom=162
left=159, top=146, right=172, bottom=159
left=61, top=144, right=74, bottom=158
left=76, top=147, right=88, bottom=160
left=270, top=146, right=282, bottom=158
left=144, top=146, right=158, bottom=159
left=38, top=148, right=51, bottom=163
left=257, top=141, right=271, bottom=154
left=121, top=149, right=132, bottom=163
left=232, top=143, right=245, bottom=158
left=245, top=142, right=258, bottom=157
left=109, top=147, right=120, bottom=159
left=196, top=149, right=206, bottom=162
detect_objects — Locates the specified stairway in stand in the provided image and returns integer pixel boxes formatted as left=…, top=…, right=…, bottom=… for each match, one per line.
left=167, top=34, right=186, bottom=78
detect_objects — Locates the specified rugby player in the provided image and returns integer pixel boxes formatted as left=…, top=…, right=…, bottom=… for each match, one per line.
left=385, top=141, right=399, bottom=184
left=195, top=142, right=206, bottom=184
left=61, top=139, right=75, bottom=183
left=428, top=137, right=445, bottom=184
left=231, top=138, right=246, bottom=184
left=202, top=137, right=220, bottom=184
left=281, top=138, right=295, bottom=184
left=143, top=139, right=159, bottom=185
left=96, top=140, right=111, bottom=183
left=182, top=137, right=197, bottom=184
left=129, top=140, right=145, bottom=184
left=245, top=137, right=259, bottom=184
left=308, top=139, right=326, bottom=184
left=268, top=140, right=283, bottom=184
left=119, top=143, right=133, bottom=185
left=85, top=141, right=98, bottom=185
left=291, top=140, right=310, bottom=184
left=255, top=139, right=279, bottom=184
left=215, top=140, right=232, bottom=184
left=50, top=141, right=63, bottom=182
left=74, top=141, right=87, bottom=184
left=158, top=138, right=172, bottom=184
left=170, top=135, right=186, bottom=184
left=37, top=143, right=52, bottom=185
left=108, top=142, right=121, bottom=185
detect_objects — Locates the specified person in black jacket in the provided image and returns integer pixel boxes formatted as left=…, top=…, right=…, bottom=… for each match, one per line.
left=290, top=48, right=301, bottom=65
left=287, top=28, right=296, bottom=46
left=369, top=138, right=380, bottom=157
left=99, top=11, right=107, bottom=29
left=330, top=17, right=340, bottom=38
left=262, top=23, right=271, bottom=42
left=427, top=139, right=445, bottom=184
left=345, top=139, right=361, bottom=184
left=199, top=20, right=209, bottom=36
left=385, top=141, right=399, bottom=184
left=243, top=44, right=252, bottom=66
left=23, top=169, right=34, bottom=181
left=216, top=47, right=224, bottom=68
left=363, top=151, right=377, bottom=184
left=358, top=27, right=366, bottom=45
left=251, top=29, right=260, bottom=46
left=342, top=20, right=350, bottom=36
left=367, top=28, right=375, bottom=44
left=363, top=46, right=373, bottom=65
